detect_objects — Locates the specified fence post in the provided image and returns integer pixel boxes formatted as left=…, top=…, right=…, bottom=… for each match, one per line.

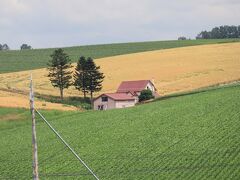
left=30, top=74, right=39, bottom=180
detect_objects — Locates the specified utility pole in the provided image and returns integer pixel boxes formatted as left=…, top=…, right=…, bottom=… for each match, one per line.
left=36, top=109, right=100, bottom=180
left=30, top=74, right=39, bottom=180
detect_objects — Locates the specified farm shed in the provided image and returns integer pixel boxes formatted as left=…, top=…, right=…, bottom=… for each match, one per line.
left=93, top=93, right=135, bottom=110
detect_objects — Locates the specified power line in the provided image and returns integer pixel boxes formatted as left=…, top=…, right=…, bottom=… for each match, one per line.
left=29, top=75, right=99, bottom=179
left=35, top=109, right=100, bottom=180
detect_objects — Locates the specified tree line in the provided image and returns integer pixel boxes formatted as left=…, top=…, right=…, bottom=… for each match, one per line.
left=20, top=44, right=32, bottom=50
left=0, top=43, right=32, bottom=50
left=196, top=25, right=240, bottom=39
left=0, top=44, right=10, bottom=50
left=47, top=48, right=104, bottom=105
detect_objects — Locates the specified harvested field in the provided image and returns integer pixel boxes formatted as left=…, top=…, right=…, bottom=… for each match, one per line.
left=1, top=39, right=238, bottom=74
left=97, top=42, right=240, bottom=95
left=0, top=90, right=77, bottom=111
left=0, top=42, right=239, bottom=109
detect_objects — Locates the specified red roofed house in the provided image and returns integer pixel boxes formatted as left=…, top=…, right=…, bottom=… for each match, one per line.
left=94, top=80, right=158, bottom=110
left=116, top=80, right=158, bottom=102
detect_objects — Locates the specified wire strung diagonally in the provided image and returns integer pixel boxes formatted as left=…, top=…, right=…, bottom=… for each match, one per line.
left=35, top=109, right=100, bottom=180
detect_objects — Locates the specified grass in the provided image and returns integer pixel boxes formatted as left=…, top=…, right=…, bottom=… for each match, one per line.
left=0, top=39, right=239, bottom=74
left=154, top=81, right=240, bottom=102
left=0, top=83, right=240, bottom=179
left=36, top=94, right=92, bottom=110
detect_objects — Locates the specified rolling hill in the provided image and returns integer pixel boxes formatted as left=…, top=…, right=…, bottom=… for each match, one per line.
left=0, top=83, right=240, bottom=179
left=0, top=39, right=239, bottom=74
left=0, top=42, right=239, bottom=110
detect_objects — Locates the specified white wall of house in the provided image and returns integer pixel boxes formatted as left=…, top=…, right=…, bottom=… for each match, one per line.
left=94, top=96, right=135, bottom=110
left=94, top=96, right=116, bottom=110
left=133, top=95, right=139, bottom=103
left=115, top=100, right=135, bottom=108
left=146, top=82, right=155, bottom=92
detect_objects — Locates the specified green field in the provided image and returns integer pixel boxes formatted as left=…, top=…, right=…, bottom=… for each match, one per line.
left=0, top=83, right=240, bottom=179
left=0, top=39, right=239, bottom=74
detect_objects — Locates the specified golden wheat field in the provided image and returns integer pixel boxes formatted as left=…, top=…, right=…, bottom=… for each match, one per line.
left=0, top=90, right=77, bottom=111
left=0, top=42, right=240, bottom=109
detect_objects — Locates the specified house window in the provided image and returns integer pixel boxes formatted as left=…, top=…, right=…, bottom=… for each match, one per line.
left=102, top=96, right=108, bottom=102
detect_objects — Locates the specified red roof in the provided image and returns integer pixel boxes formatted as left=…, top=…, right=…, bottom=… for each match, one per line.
left=117, top=80, right=154, bottom=93
left=98, top=93, right=135, bottom=101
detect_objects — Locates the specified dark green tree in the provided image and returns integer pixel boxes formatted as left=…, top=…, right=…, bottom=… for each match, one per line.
left=85, top=57, right=105, bottom=105
left=238, top=26, right=240, bottom=37
left=47, top=48, right=72, bottom=100
left=2, top=44, right=9, bottom=50
left=73, top=56, right=88, bottom=99
left=178, top=36, right=187, bottom=40
left=0, top=44, right=2, bottom=50
left=211, top=27, right=221, bottom=39
left=139, top=89, right=154, bottom=102
left=229, top=26, right=238, bottom=38
left=219, top=26, right=227, bottom=38
left=20, top=44, right=32, bottom=50
left=197, top=25, right=240, bottom=39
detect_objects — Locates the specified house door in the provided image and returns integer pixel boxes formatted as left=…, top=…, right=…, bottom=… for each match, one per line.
left=98, top=105, right=104, bottom=110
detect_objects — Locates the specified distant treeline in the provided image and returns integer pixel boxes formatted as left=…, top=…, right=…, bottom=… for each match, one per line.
left=197, top=25, right=240, bottom=39
left=0, top=43, right=32, bottom=51
left=0, top=44, right=10, bottom=50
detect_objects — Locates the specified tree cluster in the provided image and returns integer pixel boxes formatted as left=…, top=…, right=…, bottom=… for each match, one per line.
left=47, top=49, right=104, bottom=106
left=139, top=89, right=154, bottom=102
left=73, top=56, right=104, bottom=101
left=20, top=44, right=32, bottom=50
left=0, top=44, right=10, bottom=50
left=178, top=36, right=187, bottom=40
left=0, top=43, right=33, bottom=50
left=196, top=25, right=240, bottom=39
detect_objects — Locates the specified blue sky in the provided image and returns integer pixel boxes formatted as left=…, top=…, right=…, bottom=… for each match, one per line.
left=1, top=0, right=240, bottom=49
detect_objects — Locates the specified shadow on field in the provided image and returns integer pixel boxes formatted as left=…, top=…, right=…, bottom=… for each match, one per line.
left=37, top=94, right=91, bottom=110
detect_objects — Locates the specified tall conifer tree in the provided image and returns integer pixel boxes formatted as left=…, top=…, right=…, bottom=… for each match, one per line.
left=47, top=48, right=72, bottom=100
left=73, top=56, right=88, bottom=99
left=85, top=57, right=105, bottom=106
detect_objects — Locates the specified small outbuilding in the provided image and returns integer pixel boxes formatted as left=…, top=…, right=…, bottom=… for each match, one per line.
left=93, top=93, right=135, bottom=110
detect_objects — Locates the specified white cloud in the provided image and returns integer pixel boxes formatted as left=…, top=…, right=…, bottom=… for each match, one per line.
left=0, top=0, right=239, bottom=49
left=0, top=0, right=30, bottom=20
